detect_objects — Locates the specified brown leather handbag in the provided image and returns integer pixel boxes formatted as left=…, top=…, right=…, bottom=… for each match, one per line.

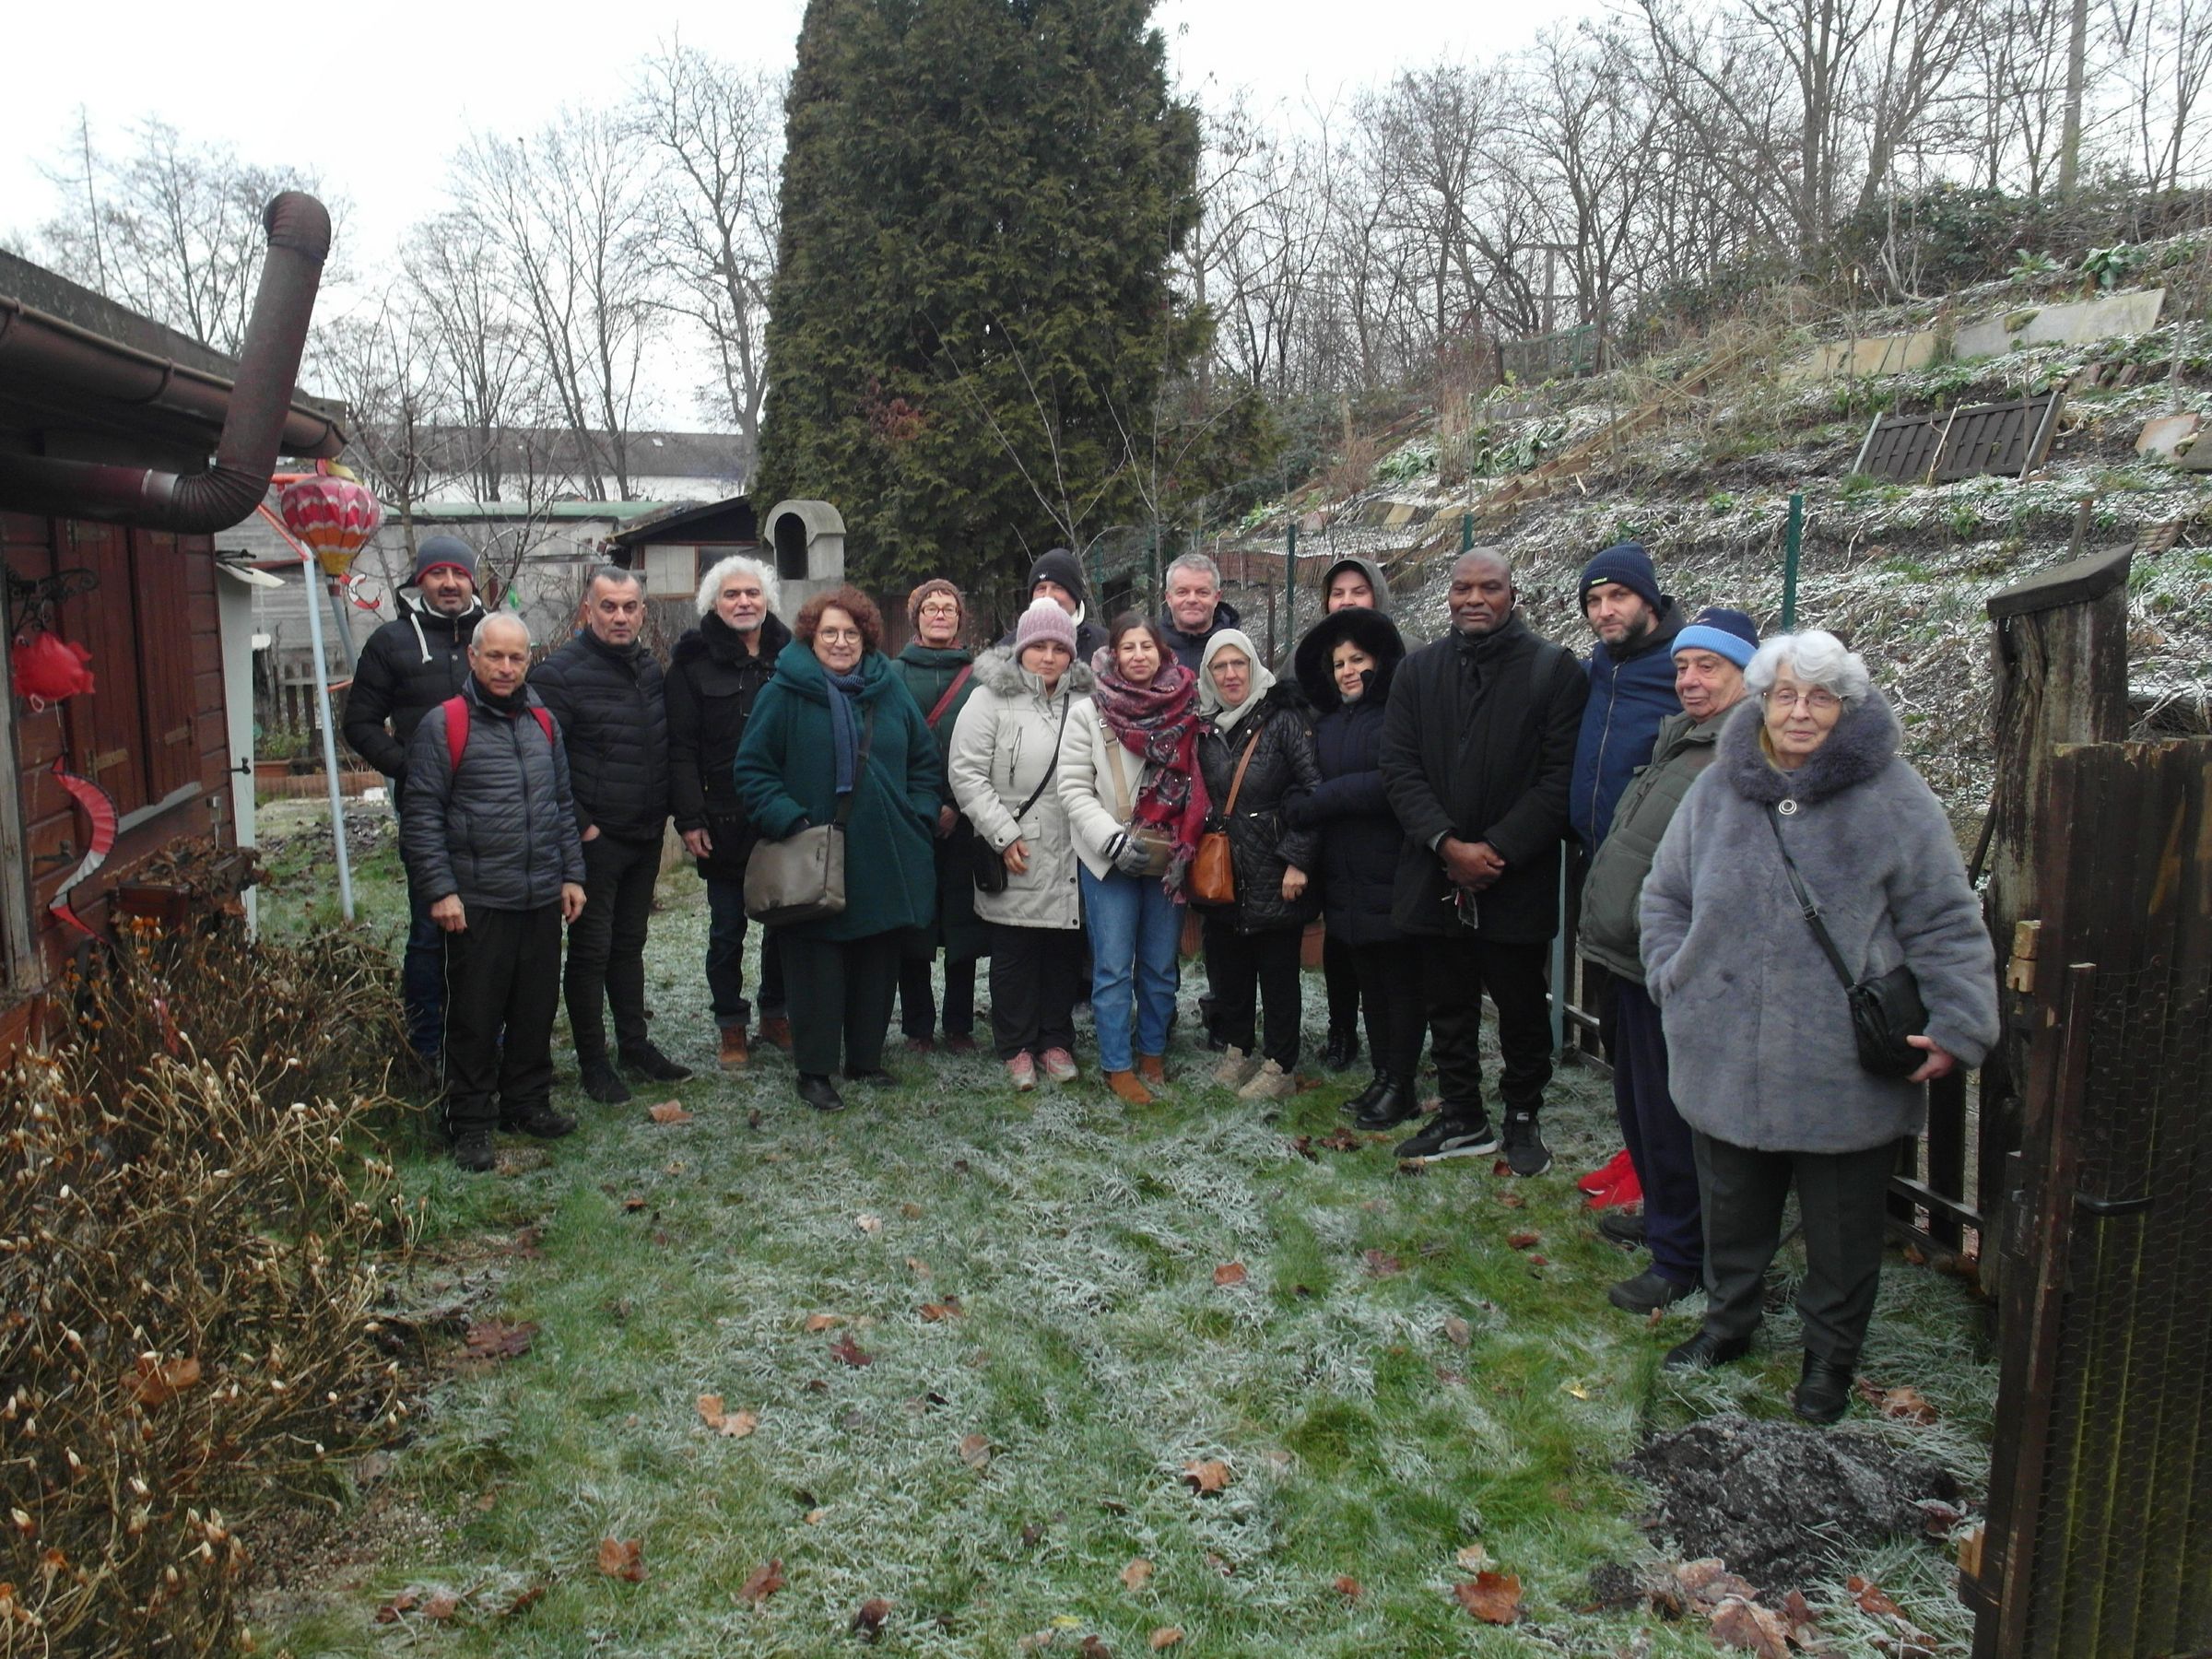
left=1187, top=727, right=1259, bottom=906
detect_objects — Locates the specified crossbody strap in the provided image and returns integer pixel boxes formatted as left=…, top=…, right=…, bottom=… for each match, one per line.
left=924, top=663, right=973, bottom=729
left=1765, top=806, right=1855, bottom=991
left=831, top=708, right=877, bottom=829
left=1008, top=696, right=1072, bottom=823
left=1219, top=725, right=1262, bottom=816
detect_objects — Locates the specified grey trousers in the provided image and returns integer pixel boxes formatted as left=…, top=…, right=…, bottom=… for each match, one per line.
left=1691, top=1130, right=1899, bottom=1370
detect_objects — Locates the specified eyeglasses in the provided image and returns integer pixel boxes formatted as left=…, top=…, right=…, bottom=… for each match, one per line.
left=1763, top=686, right=1841, bottom=713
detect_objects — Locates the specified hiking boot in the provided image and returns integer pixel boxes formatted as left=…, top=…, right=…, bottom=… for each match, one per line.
left=1104, top=1069, right=1154, bottom=1106
left=1213, top=1046, right=1260, bottom=1090
left=580, top=1062, right=631, bottom=1105
left=503, top=1102, right=576, bottom=1140
left=1597, top=1209, right=1648, bottom=1249
left=1041, top=1047, right=1078, bottom=1083
left=622, top=1041, right=693, bottom=1082
left=1236, top=1058, right=1295, bottom=1101
left=797, top=1073, right=845, bottom=1112
left=1353, top=1075, right=1419, bottom=1131
left=1607, top=1269, right=1696, bottom=1315
left=451, top=1128, right=496, bottom=1172
left=1136, top=1053, right=1167, bottom=1085
left=1322, top=1025, right=1359, bottom=1072
left=1394, top=1109, right=1498, bottom=1161
left=718, top=1027, right=750, bottom=1070
left=1345, top=1073, right=1389, bottom=1116
left=758, top=1015, right=793, bottom=1051
left=1006, top=1052, right=1037, bottom=1092
left=1664, top=1329, right=1753, bottom=1371
left=1792, top=1353, right=1854, bottom=1425
left=1500, top=1109, right=1552, bottom=1177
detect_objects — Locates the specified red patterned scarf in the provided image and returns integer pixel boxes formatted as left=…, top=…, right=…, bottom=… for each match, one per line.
left=1090, top=655, right=1208, bottom=891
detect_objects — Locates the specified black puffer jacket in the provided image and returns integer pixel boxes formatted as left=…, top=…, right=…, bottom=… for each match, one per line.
left=665, top=611, right=791, bottom=881
left=342, top=597, right=485, bottom=784
left=400, top=680, right=586, bottom=912
left=1194, top=682, right=1322, bottom=934
left=1288, top=608, right=1407, bottom=947
left=529, top=630, right=671, bottom=841
left=1156, top=597, right=1243, bottom=674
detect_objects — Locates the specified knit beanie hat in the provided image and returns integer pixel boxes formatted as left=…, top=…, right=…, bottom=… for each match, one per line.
left=1014, top=595, right=1077, bottom=656
left=1578, top=542, right=1662, bottom=613
left=906, top=577, right=965, bottom=637
left=1026, top=547, right=1089, bottom=612
left=1672, top=606, right=1759, bottom=669
left=413, top=535, right=479, bottom=585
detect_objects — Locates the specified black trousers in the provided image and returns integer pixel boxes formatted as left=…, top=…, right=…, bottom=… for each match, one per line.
left=441, top=904, right=562, bottom=1135
left=1201, top=914, right=1303, bottom=1069
left=1349, top=937, right=1425, bottom=1081
left=1419, top=934, right=1552, bottom=1117
left=899, top=951, right=977, bottom=1040
left=1692, top=1131, right=1898, bottom=1370
left=781, top=931, right=902, bottom=1077
left=1323, top=930, right=1359, bottom=1037
left=988, top=923, right=1085, bottom=1060
left=563, top=831, right=660, bottom=1063
left=1613, top=980, right=1702, bottom=1288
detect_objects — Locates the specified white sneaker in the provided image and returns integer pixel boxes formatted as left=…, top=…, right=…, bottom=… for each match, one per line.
left=1213, top=1046, right=1260, bottom=1089
left=1236, top=1058, right=1295, bottom=1101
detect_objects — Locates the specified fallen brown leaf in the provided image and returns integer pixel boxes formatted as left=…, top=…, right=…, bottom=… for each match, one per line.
left=1334, top=1574, right=1362, bottom=1597
left=1078, top=1637, right=1112, bottom=1659
left=1442, top=1315, right=1472, bottom=1347
left=1856, top=1378, right=1940, bottom=1423
left=805, top=1507, right=828, bottom=1524
left=1781, top=1587, right=1818, bottom=1634
left=647, top=1100, right=694, bottom=1124
left=1497, top=1191, right=1526, bottom=1208
left=1507, top=1230, right=1541, bottom=1250
left=1362, top=1249, right=1403, bottom=1277
left=1453, top=1570, right=1522, bottom=1624
left=906, top=1256, right=932, bottom=1277
left=464, top=1321, right=537, bottom=1362
left=959, top=1432, right=992, bottom=1470
left=500, top=1583, right=546, bottom=1618
left=1148, top=1629, right=1183, bottom=1651
left=621, top=1194, right=648, bottom=1211
left=373, top=1589, right=419, bottom=1623
left=1182, top=1458, right=1232, bottom=1495
left=1677, top=1559, right=1759, bottom=1605
left=1121, top=1558, right=1154, bottom=1591
left=1849, top=1575, right=1903, bottom=1617
left=804, top=1312, right=844, bottom=1333
left=830, top=1334, right=875, bottom=1368
left=121, top=1354, right=202, bottom=1407
left=1212, top=1261, right=1248, bottom=1288
left=921, top=1297, right=965, bottom=1322
left=1395, top=1157, right=1427, bottom=1175
left=737, top=1558, right=784, bottom=1605
left=1455, top=1544, right=1489, bottom=1571
left=1288, top=1135, right=1317, bottom=1160
left=1711, top=1595, right=1792, bottom=1657
left=597, top=1538, right=646, bottom=1583
left=693, top=1395, right=759, bottom=1439
left=421, top=1593, right=459, bottom=1621
left=852, top=1596, right=892, bottom=1640
left=1318, top=1126, right=1363, bottom=1152
left=856, top=1212, right=884, bottom=1234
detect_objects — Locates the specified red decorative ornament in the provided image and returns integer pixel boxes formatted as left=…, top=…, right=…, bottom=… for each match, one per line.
left=278, top=473, right=383, bottom=576
left=11, top=630, right=95, bottom=710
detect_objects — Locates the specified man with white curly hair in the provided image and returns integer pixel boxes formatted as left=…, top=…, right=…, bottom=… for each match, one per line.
left=666, top=554, right=793, bottom=1068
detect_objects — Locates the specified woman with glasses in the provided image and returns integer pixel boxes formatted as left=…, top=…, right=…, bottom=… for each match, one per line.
left=1640, top=629, right=1997, bottom=1423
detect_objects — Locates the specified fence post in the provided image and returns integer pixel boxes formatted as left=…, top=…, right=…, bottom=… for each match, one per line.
left=1283, top=522, right=1296, bottom=658
left=1781, top=492, right=1804, bottom=629
left=1461, top=512, right=1473, bottom=554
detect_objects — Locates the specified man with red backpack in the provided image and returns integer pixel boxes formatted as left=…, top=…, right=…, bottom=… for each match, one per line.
left=401, top=613, right=587, bottom=1171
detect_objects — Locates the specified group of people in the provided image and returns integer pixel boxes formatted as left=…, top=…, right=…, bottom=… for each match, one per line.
left=354, top=527, right=1998, bottom=1425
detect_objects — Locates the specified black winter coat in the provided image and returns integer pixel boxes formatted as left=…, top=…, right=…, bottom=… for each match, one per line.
left=401, top=680, right=586, bottom=912
left=1194, top=683, right=1322, bottom=934
left=343, top=598, right=485, bottom=785
left=1379, top=613, right=1589, bottom=943
left=665, top=612, right=790, bottom=881
left=529, top=630, right=671, bottom=841
left=1288, top=608, right=1408, bottom=947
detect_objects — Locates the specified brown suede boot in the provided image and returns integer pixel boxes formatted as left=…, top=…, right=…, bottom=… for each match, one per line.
left=1104, top=1069, right=1153, bottom=1106
left=718, top=1027, right=749, bottom=1070
left=1136, top=1053, right=1167, bottom=1085
left=757, top=1015, right=792, bottom=1052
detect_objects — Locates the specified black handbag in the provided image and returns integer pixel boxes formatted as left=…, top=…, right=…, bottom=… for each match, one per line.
left=1766, top=807, right=1928, bottom=1078
left=971, top=698, right=1070, bottom=897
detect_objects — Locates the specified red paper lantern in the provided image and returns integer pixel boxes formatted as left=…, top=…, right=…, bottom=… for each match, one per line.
left=278, top=474, right=383, bottom=576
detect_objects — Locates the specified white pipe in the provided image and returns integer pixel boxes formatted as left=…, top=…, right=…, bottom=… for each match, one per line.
left=297, top=548, right=355, bottom=921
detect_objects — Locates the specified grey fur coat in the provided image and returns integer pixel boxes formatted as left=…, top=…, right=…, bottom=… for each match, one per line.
left=1640, top=692, right=1998, bottom=1154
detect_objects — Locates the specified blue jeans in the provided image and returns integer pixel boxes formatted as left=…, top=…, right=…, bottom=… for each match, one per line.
left=706, top=877, right=785, bottom=1031
left=1080, top=865, right=1182, bottom=1072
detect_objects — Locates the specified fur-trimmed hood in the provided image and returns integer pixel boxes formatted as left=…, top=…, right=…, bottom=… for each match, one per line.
left=971, top=642, right=1096, bottom=700
left=1294, top=606, right=1405, bottom=713
left=1717, top=688, right=1901, bottom=806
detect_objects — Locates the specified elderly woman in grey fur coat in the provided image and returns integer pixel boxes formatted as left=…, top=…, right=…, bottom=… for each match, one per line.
left=1640, top=629, right=1997, bottom=1425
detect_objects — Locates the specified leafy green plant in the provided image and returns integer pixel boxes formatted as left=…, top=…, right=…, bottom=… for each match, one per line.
left=1374, top=437, right=1439, bottom=486
left=2008, top=251, right=2062, bottom=281
left=1706, top=490, right=1738, bottom=515
left=2081, top=243, right=2145, bottom=289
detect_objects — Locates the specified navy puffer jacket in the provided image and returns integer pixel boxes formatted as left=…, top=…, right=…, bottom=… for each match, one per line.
left=1569, top=599, right=1686, bottom=853
left=1288, top=607, right=1407, bottom=947
left=401, top=681, right=586, bottom=912
left=529, top=629, right=671, bottom=841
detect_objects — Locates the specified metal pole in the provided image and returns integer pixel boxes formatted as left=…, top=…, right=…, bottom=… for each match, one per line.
left=1461, top=511, right=1473, bottom=554
left=1549, top=864, right=1567, bottom=1056
left=298, top=551, right=356, bottom=922
left=1284, top=522, right=1296, bottom=656
left=1781, top=492, right=1804, bottom=630
left=323, top=574, right=357, bottom=672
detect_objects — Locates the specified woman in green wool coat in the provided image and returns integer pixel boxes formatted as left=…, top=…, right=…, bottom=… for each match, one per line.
left=734, top=585, right=941, bottom=1114
left=890, top=578, right=990, bottom=1052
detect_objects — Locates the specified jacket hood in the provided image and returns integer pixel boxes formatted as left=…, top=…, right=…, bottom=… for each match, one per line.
left=769, top=638, right=900, bottom=703
left=1026, top=547, right=1089, bottom=611
left=1717, top=687, right=1901, bottom=806
left=1320, top=556, right=1392, bottom=615
left=973, top=642, right=1095, bottom=700
left=1294, top=606, right=1406, bottom=712
left=676, top=609, right=791, bottom=669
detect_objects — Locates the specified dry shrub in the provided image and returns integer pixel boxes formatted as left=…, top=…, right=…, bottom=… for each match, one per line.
left=0, top=925, right=418, bottom=1654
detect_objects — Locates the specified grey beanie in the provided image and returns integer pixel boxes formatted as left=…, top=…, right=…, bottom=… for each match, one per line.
left=413, top=535, right=479, bottom=585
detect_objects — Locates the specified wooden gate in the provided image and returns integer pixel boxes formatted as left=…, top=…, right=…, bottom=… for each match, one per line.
left=1965, top=737, right=2212, bottom=1657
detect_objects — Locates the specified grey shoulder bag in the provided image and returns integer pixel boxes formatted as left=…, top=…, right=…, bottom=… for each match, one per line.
left=745, top=709, right=875, bottom=924
left=1766, top=806, right=1927, bottom=1078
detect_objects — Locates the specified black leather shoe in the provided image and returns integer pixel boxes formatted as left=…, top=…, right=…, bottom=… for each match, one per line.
left=1792, top=1353, right=1855, bottom=1424
left=797, top=1073, right=845, bottom=1112
left=451, top=1129, right=496, bottom=1172
left=1663, top=1329, right=1754, bottom=1371
left=1322, top=1026, right=1359, bottom=1072
left=844, top=1068, right=898, bottom=1088
left=1607, top=1269, right=1697, bottom=1315
left=579, top=1062, right=631, bottom=1105
left=1353, top=1076, right=1420, bottom=1132
left=621, top=1042, right=694, bottom=1082
left=502, top=1102, right=577, bottom=1139
left=1344, top=1073, right=1389, bottom=1116
left=1597, top=1209, right=1647, bottom=1249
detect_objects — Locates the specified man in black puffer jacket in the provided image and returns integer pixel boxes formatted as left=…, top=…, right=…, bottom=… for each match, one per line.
left=344, top=534, right=487, bottom=1061
left=403, top=615, right=586, bottom=1171
left=529, top=565, right=686, bottom=1103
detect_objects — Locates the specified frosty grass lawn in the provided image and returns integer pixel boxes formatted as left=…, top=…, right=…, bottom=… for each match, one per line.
left=258, top=805, right=1992, bottom=1657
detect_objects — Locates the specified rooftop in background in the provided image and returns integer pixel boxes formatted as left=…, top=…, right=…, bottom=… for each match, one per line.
left=382, top=425, right=750, bottom=485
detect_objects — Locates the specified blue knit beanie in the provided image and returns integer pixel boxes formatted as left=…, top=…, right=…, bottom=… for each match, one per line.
left=1672, top=606, right=1759, bottom=669
left=1578, top=542, right=1663, bottom=613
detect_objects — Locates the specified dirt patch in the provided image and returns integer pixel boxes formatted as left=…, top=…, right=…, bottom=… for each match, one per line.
left=1621, top=1412, right=1961, bottom=1593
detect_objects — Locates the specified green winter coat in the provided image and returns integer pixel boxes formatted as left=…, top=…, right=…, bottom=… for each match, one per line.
left=732, top=641, right=941, bottom=943
left=1577, top=705, right=1726, bottom=983
left=891, top=642, right=989, bottom=963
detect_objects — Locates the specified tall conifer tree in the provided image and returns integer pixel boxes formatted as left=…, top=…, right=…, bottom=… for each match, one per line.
left=755, top=0, right=1212, bottom=596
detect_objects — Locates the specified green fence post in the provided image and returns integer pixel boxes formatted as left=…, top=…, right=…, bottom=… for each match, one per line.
left=1782, top=492, right=1804, bottom=629
left=1284, top=522, right=1297, bottom=653
left=1461, top=511, right=1473, bottom=554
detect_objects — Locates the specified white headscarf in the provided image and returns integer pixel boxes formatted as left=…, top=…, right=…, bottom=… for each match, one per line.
left=1197, top=629, right=1275, bottom=733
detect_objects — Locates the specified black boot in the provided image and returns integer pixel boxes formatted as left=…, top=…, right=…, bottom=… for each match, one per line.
left=1322, top=1025, right=1359, bottom=1072
left=579, top=1059, right=631, bottom=1104
left=1344, top=1072, right=1390, bottom=1116
left=621, top=1041, right=693, bottom=1082
left=1792, top=1352, right=1854, bottom=1424
left=797, top=1073, right=845, bottom=1112
left=1353, top=1074, right=1419, bottom=1131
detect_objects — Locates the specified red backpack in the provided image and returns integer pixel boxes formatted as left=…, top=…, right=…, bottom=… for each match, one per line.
left=442, top=694, right=555, bottom=771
